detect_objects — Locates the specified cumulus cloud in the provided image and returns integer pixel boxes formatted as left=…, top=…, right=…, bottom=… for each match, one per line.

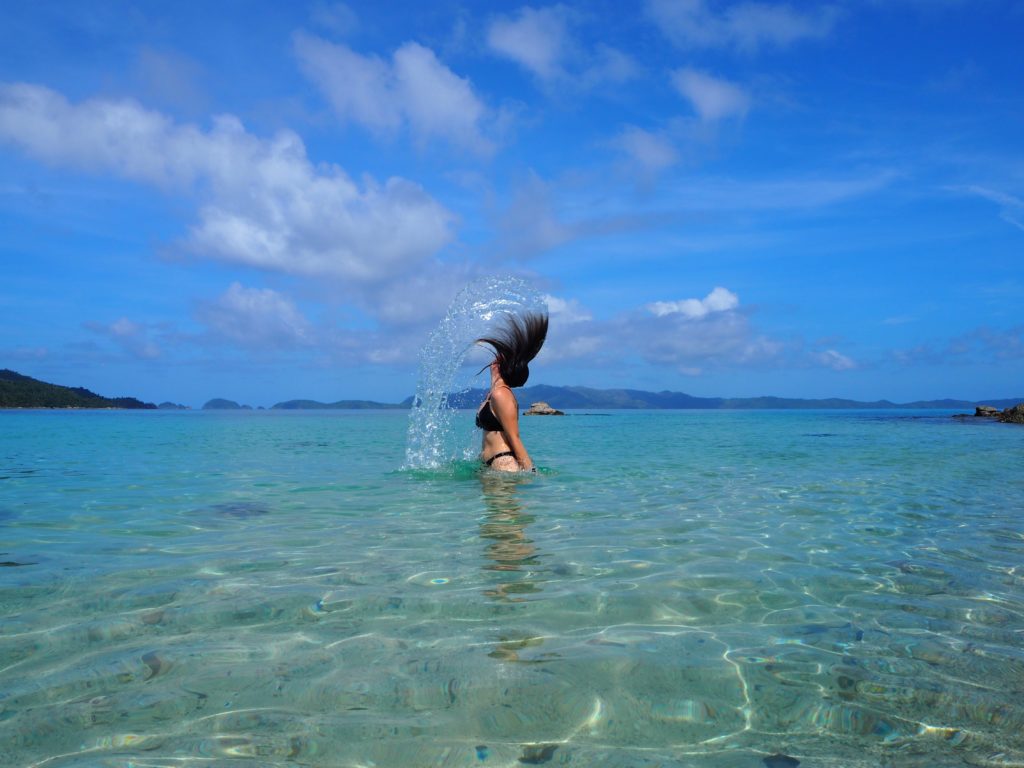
left=633, top=305, right=782, bottom=374
left=294, top=33, right=492, bottom=153
left=671, top=68, right=750, bottom=122
left=487, top=6, right=638, bottom=87
left=0, top=82, right=454, bottom=281
left=633, top=287, right=781, bottom=372
left=534, top=287, right=786, bottom=374
left=196, top=283, right=313, bottom=348
left=647, top=0, right=840, bottom=53
left=648, top=286, right=740, bottom=318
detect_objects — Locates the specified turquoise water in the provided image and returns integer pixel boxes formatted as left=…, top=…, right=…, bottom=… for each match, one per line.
left=1, top=409, right=1023, bottom=767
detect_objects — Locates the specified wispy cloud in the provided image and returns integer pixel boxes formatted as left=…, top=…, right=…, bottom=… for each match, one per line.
left=892, top=325, right=1024, bottom=366
left=309, top=2, right=359, bottom=36
left=0, top=82, right=455, bottom=283
left=816, top=349, right=856, bottom=371
left=493, top=171, right=575, bottom=258
left=84, top=317, right=163, bottom=359
left=610, top=126, right=680, bottom=179
left=294, top=33, right=494, bottom=154
left=647, top=0, right=840, bottom=53
left=671, top=68, right=750, bottom=122
left=662, top=171, right=898, bottom=211
left=488, top=6, right=569, bottom=81
left=954, top=185, right=1024, bottom=232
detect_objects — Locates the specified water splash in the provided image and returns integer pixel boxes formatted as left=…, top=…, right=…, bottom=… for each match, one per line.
left=404, top=276, right=546, bottom=469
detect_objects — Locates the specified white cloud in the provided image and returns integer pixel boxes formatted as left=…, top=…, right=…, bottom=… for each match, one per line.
left=543, top=294, right=593, bottom=324
left=648, top=286, right=740, bottom=318
left=487, top=6, right=570, bottom=81
left=487, top=6, right=638, bottom=88
left=672, top=68, right=750, bottom=122
left=294, top=34, right=492, bottom=153
left=612, top=126, right=680, bottom=176
left=536, top=287, right=786, bottom=373
left=197, top=283, right=313, bottom=348
left=0, top=82, right=454, bottom=281
left=633, top=300, right=783, bottom=372
left=647, top=0, right=839, bottom=53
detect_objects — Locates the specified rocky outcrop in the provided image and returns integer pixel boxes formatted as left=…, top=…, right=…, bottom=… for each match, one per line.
left=956, top=403, right=1024, bottom=424
left=523, top=401, right=564, bottom=416
left=998, top=403, right=1024, bottom=424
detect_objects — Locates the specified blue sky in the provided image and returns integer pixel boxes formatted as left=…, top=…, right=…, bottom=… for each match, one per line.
left=1, top=1, right=1022, bottom=407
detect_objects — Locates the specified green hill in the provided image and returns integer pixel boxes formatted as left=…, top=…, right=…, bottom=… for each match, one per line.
left=0, top=369, right=156, bottom=409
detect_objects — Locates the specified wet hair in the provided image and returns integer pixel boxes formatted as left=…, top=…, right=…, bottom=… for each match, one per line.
left=477, top=311, right=548, bottom=388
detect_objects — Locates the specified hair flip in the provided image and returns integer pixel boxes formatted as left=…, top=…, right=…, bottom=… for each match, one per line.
left=476, top=312, right=548, bottom=388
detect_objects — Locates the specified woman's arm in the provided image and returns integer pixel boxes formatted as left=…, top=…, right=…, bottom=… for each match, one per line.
left=490, top=387, right=533, bottom=470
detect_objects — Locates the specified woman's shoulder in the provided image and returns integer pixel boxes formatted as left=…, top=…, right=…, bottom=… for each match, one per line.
left=490, top=384, right=518, bottom=406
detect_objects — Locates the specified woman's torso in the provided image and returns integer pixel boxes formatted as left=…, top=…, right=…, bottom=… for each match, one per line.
left=477, top=389, right=517, bottom=463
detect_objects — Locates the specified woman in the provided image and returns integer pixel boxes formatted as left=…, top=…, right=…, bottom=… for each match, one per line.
left=475, top=312, right=548, bottom=472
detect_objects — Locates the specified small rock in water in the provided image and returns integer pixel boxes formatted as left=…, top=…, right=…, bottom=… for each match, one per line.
left=998, top=403, right=1024, bottom=424
left=764, top=754, right=800, bottom=768
left=523, top=401, right=564, bottom=416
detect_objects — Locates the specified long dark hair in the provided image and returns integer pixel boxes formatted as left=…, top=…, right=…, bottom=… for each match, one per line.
left=477, top=311, right=548, bottom=388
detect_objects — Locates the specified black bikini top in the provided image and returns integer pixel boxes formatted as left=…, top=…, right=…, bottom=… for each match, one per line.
left=475, top=399, right=503, bottom=431
left=475, top=387, right=515, bottom=432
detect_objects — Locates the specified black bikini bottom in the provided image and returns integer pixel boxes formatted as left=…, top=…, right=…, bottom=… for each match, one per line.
left=484, top=451, right=515, bottom=467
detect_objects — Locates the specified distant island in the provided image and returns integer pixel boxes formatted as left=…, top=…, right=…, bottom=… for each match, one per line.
left=158, top=401, right=190, bottom=410
left=3, top=368, right=1021, bottom=412
left=266, top=386, right=1024, bottom=412
left=0, top=369, right=156, bottom=409
left=203, top=398, right=254, bottom=410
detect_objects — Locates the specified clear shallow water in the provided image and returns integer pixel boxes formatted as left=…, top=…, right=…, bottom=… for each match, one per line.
left=1, top=409, right=1023, bottom=768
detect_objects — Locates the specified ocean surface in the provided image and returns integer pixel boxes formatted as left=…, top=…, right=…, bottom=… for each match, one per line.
left=1, top=408, right=1022, bottom=767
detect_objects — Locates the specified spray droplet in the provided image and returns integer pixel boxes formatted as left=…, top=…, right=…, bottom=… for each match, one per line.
left=404, top=276, right=545, bottom=469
